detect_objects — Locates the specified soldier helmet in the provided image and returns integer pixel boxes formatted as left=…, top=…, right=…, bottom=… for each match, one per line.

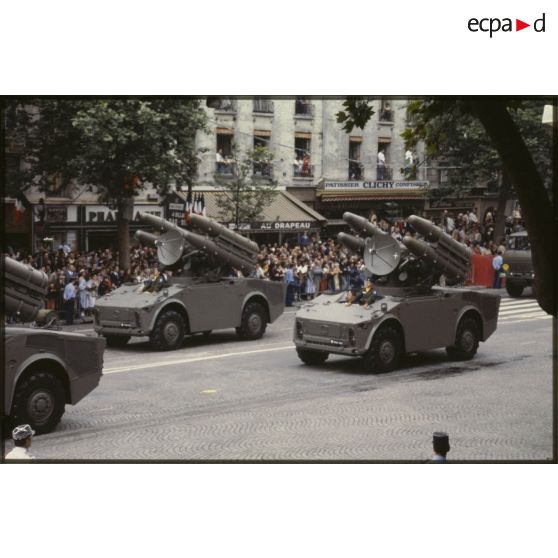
left=433, top=432, right=450, bottom=454
left=12, top=424, right=35, bottom=441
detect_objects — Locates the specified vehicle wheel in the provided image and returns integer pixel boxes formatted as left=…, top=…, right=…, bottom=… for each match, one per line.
left=105, top=335, right=130, bottom=348
left=150, top=310, right=185, bottom=351
left=296, top=348, right=329, bottom=365
left=11, top=371, right=66, bottom=434
left=506, top=283, right=524, bottom=298
left=236, top=302, right=267, bottom=340
left=362, top=326, right=401, bottom=373
left=446, top=317, right=480, bottom=361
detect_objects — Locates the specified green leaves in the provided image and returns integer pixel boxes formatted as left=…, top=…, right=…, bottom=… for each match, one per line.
left=336, top=98, right=375, bottom=133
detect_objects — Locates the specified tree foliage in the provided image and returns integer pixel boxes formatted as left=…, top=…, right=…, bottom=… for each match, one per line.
left=4, top=98, right=208, bottom=267
left=336, top=97, right=556, bottom=316
left=214, top=146, right=278, bottom=227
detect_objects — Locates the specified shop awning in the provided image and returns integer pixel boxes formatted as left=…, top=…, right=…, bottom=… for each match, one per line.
left=175, top=190, right=327, bottom=232
left=317, top=189, right=425, bottom=202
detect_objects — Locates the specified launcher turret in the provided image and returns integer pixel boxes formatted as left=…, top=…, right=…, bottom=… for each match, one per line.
left=338, top=212, right=472, bottom=294
left=135, top=212, right=258, bottom=277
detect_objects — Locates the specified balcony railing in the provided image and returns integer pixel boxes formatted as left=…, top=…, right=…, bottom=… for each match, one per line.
left=253, top=99, right=273, bottom=113
left=215, top=161, right=236, bottom=175
left=213, top=99, right=237, bottom=112
left=348, top=163, right=364, bottom=180
left=293, top=163, right=314, bottom=178
left=252, top=162, right=273, bottom=178
left=379, top=108, right=394, bottom=122
left=376, top=165, right=393, bottom=180
left=295, top=99, right=313, bottom=116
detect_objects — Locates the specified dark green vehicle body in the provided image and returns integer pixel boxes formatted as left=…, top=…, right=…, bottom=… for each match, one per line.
left=503, top=231, right=534, bottom=298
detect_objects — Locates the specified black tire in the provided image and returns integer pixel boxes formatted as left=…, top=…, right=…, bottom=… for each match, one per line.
left=362, top=326, right=401, bottom=373
left=150, top=310, right=185, bottom=351
left=296, top=348, right=329, bottom=365
left=446, top=317, right=480, bottom=361
left=11, top=371, right=66, bottom=434
left=236, top=302, right=267, bottom=340
left=506, top=283, right=524, bottom=298
left=105, top=335, right=130, bottom=348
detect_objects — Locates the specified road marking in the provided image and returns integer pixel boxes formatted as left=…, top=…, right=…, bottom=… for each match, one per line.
left=499, top=312, right=549, bottom=321
left=103, top=344, right=294, bottom=374
left=201, top=389, right=219, bottom=394
left=499, top=308, right=545, bottom=317
left=500, top=316, right=552, bottom=325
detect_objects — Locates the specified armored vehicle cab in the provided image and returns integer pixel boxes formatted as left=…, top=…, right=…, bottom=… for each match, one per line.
left=503, top=231, right=534, bottom=298
left=3, top=256, right=105, bottom=435
left=94, top=212, right=285, bottom=350
left=294, top=213, right=500, bottom=373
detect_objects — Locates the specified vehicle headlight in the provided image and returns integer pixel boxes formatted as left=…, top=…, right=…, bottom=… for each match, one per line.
left=296, top=321, right=303, bottom=339
left=348, top=328, right=356, bottom=346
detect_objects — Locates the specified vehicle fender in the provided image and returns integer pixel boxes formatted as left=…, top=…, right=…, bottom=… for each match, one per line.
left=240, top=290, right=271, bottom=321
left=454, top=305, right=483, bottom=338
left=6, top=353, right=69, bottom=410
left=364, top=314, right=405, bottom=352
left=147, top=299, right=189, bottom=332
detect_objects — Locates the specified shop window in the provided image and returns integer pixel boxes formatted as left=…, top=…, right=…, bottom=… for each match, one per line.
left=294, top=137, right=312, bottom=177
left=377, top=142, right=392, bottom=180
left=349, top=140, right=363, bottom=180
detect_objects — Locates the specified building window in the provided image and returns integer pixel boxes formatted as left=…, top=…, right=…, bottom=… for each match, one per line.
left=213, top=98, right=237, bottom=112
left=379, top=99, right=393, bottom=122
left=295, top=97, right=313, bottom=117
left=253, top=97, right=273, bottom=114
left=216, top=133, right=234, bottom=175
left=349, top=139, right=363, bottom=180
left=294, top=137, right=312, bottom=177
left=253, top=134, right=273, bottom=177
left=377, top=142, right=392, bottom=180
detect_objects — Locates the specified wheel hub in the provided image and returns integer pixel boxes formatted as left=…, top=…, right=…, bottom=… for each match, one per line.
left=248, top=313, right=262, bottom=333
left=379, top=340, right=395, bottom=364
left=27, top=389, right=54, bottom=424
left=164, top=322, right=179, bottom=343
left=461, top=330, right=474, bottom=352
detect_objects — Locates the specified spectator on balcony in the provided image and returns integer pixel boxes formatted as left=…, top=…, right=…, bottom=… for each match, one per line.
left=302, top=153, right=311, bottom=177
left=294, top=153, right=303, bottom=177
left=224, top=154, right=235, bottom=174
left=377, top=149, right=386, bottom=180
left=381, top=102, right=392, bottom=121
left=349, top=157, right=362, bottom=180
left=216, top=149, right=225, bottom=173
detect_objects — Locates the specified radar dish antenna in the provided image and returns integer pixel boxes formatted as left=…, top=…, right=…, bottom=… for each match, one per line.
left=156, top=230, right=185, bottom=266
left=363, top=234, right=401, bottom=276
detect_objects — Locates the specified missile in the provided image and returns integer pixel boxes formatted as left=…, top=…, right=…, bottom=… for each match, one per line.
left=138, top=212, right=183, bottom=233
left=402, top=237, right=469, bottom=281
left=4, top=256, right=49, bottom=322
left=188, top=213, right=259, bottom=254
left=337, top=232, right=365, bottom=254
left=343, top=212, right=384, bottom=237
left=134, top=230, right=160, bottom=247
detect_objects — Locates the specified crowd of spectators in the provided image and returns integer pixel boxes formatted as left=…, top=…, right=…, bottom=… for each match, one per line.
left=5, top=207, right=525, bottom=317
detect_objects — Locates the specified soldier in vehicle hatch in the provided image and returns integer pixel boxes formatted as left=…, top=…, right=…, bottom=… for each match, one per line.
left=345, top=278, right=378, bottom=309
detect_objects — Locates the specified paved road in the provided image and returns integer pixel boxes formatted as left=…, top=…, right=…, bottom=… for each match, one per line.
left=11, top=294, right=555, bottom=461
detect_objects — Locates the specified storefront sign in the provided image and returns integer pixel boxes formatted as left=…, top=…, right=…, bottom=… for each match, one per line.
left=86, top=204, right=162, bottom=223
left=429, top=198, right=473, bottom=210
left=228, top=221, right=318, bottom=232
left=323, top=180, right=428, bottom=190
left=46, top=206, right=68, bottom=222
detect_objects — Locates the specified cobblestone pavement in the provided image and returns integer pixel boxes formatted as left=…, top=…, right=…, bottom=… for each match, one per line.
left=8, top=297, right=555, bottom=462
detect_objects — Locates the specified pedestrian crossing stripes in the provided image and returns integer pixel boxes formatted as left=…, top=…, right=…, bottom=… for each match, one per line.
left=498, top=298, right=552, bottom=325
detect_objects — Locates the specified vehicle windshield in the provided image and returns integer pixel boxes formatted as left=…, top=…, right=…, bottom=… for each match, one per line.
left=507, top=236, right=531, bottom=251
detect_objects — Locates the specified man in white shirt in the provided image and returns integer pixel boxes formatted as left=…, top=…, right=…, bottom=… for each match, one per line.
left=377, top=149, right=386, bottom=179
left=63, top=279, right=77, bottom=325
left=5, top=424, right=36, bottom=460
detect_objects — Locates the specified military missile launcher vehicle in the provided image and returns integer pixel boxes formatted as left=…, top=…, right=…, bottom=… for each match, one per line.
left=294, top=213, right=500, bottom=373
left=3, top=256, right=105, bottom=435
left=94, top=212, right=285, bottom=350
